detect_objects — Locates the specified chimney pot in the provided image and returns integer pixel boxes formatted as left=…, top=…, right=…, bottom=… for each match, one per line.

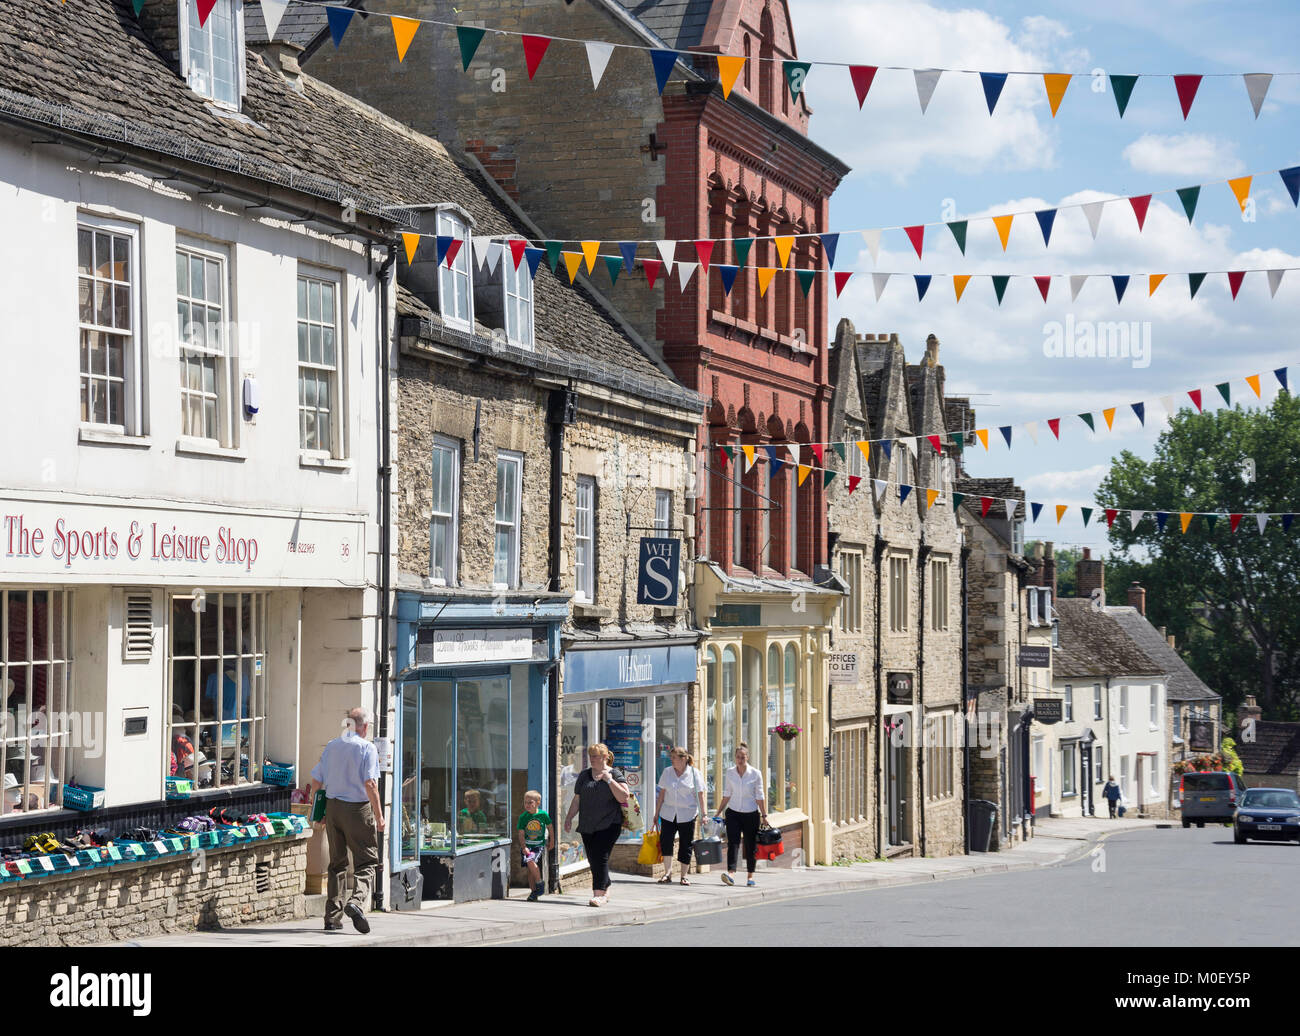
left=1076, top=549, right=1105, bottom=601
left=1127, top=580, right=1146, bottom=616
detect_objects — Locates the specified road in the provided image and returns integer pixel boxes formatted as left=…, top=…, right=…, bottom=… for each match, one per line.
left=514, top=826, right=1300, bottom=946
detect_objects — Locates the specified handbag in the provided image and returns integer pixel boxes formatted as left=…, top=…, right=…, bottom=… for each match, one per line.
left=621, top=792, right=643, bottom=831
left=636, top=830, right=662, bottom=865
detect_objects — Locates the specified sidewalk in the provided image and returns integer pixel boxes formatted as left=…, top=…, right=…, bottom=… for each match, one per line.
left=117, top=816, right=1166, bottom=947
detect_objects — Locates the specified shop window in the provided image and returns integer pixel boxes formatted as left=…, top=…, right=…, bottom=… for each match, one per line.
left=743, top=646, right=764, bottom=775
left=181, top=0, right=243, bottom=109
left=1062, top=743, right=1077, bottom=796
left=493, top=451, right=522, bottom=588
left=176, top=242, right=232, bottom=445
left=831, top=725, right=867, bottom=825
left=704, top=648, right=719, bottom=801
left=78, top=216, right=142, bottom=433
left=297, top=272, right=341, bottom=455
left=765, top=643, right=780, bottom=807
left=924, top=712, right=955, bottom=800
left=2, top=590, right=73, bottom=815
left=782, top=644, right=798, bottom=810
left=721, top=645, right=738, bottom=789
left=168, top=592, right=268, bottom=791
left=575, top=475, right=596, bottom=602
left=430, top=436, right=460, bottom=585
left=930, top=558, right=949, bottom=632
left=437, top=210, right=474, bottom=331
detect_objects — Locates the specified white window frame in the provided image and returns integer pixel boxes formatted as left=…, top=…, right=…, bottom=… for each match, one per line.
left=1148, top=754, right=1161, bottom=795
left=1149, top=687, right=1159, bottom=729
left=654, top=489, right=672, bottom=536
left=1173, top=705, right=1182, bottom=737
left=176, top=239, right=234, bottom=447
left=493, top=451, right=522, bottom=589
left=436, top=210, right=474, bottom=331
left=77, top=214, right=144, bottom=435
left=1032, top=735, right=1044, bottom=793
left=495, top=243, right=534, bottom=348
left=839, top=551, right=862, bottom=633
left=1028, top=586, right=1039, bottom=625
left=296, top=268, right=343, bottom=457
left=1064, top=685, right=1073, bottom=722
left=1061, top=742, right=1077, bottom=797
left=1119, top=687, right=1129, bottom=731
left=429, top=436, right=460, bottom=586
left=930, top=558, right=949, bottom=632
left=1011, top=519, right=1025, bottom=556
left=178, top=0, right=246, bottom=109
left=846, top=424, right=863, bottom=478
left=831, top=724, right=869, bottom=825
left=575, top=475, right=596, bottom=602
left=1120, top=755, right=1129, bottom=797
left=1093, top=683, right=1103, bottom=720
left=889, top=555, right=908, bottom=633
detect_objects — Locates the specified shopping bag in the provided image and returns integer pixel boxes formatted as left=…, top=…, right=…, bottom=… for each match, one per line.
left=637, top=830, right=662, bottom=865
left=621, top=792, right=643, bottom=831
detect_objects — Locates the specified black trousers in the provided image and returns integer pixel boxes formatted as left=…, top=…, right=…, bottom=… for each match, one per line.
left=725, top=808, right=760, bottom=873
left=659, top=816, right=696, bottom=864
left=581, top=822, right=622, bottom=892
left=1107, top=799, right=1118, bottom=817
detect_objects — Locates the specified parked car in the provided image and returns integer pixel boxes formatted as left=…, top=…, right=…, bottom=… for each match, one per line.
left=1179, top=771, right=1247, bottom=827
left=1233, top=788, right=1300, bottom=844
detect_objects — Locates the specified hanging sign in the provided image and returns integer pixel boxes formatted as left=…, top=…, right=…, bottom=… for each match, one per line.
left=1033, top=698, right=1063, bottom=724
left=636, top=537, right=680, bottom=606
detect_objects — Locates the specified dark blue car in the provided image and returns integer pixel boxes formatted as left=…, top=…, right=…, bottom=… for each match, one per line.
left=1233, top=788, right=1300, bottom=844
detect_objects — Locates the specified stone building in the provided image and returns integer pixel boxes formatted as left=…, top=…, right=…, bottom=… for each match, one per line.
left=825, top=326, right=965, bottom=861
left=1235, top=698, right=1300, bottom=793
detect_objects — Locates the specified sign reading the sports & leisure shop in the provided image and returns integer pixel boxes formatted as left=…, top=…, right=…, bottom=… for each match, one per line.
left=0, top=497, right=365, bottom=586
left=635, top=537, right=680, bottom=606
left=828, top=652, right=859, bottom=685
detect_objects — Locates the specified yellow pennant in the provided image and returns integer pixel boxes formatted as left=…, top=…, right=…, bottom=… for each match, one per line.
left=1246, top=373, right=1262, bottom=398
left=581, top=241, right=601, bottom=273
left=1228, top=175, right=1253, bottom=212
left=992, top=214, right=1014, bottom=251
left=741, top=443, right=756, bottom=470
left=402, top=232, right=420, bottom=265
left=976, top=428, right=989, bottom=450
left=926, top=488, right=939, bottom=510
left=1148, top=273, right=1166, bottom=296
left=1103, top=407, right=1116, bottom=430
left=1055, top=504, right=1068, bottom=524
left=857, top=440, right=870, bottom=463
left=797, top=463, right=811, bottom=486
left=1179, top=512, right=1194, bottom=533
left=391, top=16, right=419, bottom=62
left=775, top=236, right=794, bottom=269
left=717, top=55, right=746, bottom=99
left=758, top=267, right=776, bottom=297
left=1043, top=73, right=1071, bottom=117
left=563, top=251, right=583, bottom=283
left=953, top=274, right=971, bottom=302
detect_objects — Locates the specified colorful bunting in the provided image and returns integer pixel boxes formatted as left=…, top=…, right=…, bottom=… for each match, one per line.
left=1035, top=209, right=1056, bottom=247
left=797, top=463, right=811, bottom=486
left=1103, top=407, right=1116, bottom=430
left=1110, top=74, right=1138, bottom=117
left=991, top=275, right=1009, bottom=304
left=544, top=241, right=563, bottom=274
left=975, top=429, right=989, bottom=450
left=980, top=496, right=993, bottom=517
left=391, top=16, right=419, bottom=61
left=741, top=444, right=755, bottom=471
left=927, top=489, right=939, bottom=510
left=899, top=484, right=912, bottom=504
left=401, top=232, right=420, bottom=265
left=999, top=426, right=1012, bottom=448
left=1174, top=74, right=1202, bottom=119
left=650, top=49, right=678, bottom=95
left=195, top=0, right=219, bottom=27
left=784, top=61, right=812, bottom=101
left=585, top=41, right=615, bottom=89
left=510, top=239, right=529, bottom=271
left=1276, top=367, right=1289, bottom=392
left=1246, top=374, right=1261, bottom=398
left=655, top=239, right=676, bottom=273
left=524, top=248, right=545, bottom=278
left=1216, top=382, right=1231, bottom=406
left=1031, top=502, right=1043, bottom=523
left=1130, top=510, right=1145, bottom=530
left=824, top=470, right=837, bottom=488
left=862, top=229, right=882, bottom=264
left=1228, top=270, right=1246, bottom=299
left=757, top=267, right=776, bottom=298
left=952, top=274, right=971, bottom=302
left=765, top=445, right=784, bottom=478
left=1228, top=175, right=1252, bottom=212
left=694, top=239, right=714, bottom=273
left=717, top=54, right=746, bottom=99
left=563, top=251, right=583, bottom=283
left=1105, top=508, right=1119, bottom=528
left=1176, top=185, right=1200, bottom=223
left=872, top=272, right=891, bottom=301
left=260, top=0, right=289, bottom=41
left=1188, top=389, right=1203, bottom=412
left=1055, top=505, right=1067, bottom=524
left=1081, top=201, right=1105, bottom=240
left=1035, top=276, right=1051, bottom=302
left=1229, top=513, right=1244, bottom=533
left=604, top=254, right=623, bottom=286
left=980, top=72, right=1008, bottom=115
left=1180, top=512, right=1194, bottom=534
left=1148, top=273, right=1166, bottom=296
left=904, top=225, right=925, bottom=259
left=1079, top=412, right=1096, bottom=433
left=849, top=65, right=878, bottom=108
left=326, top=5, right=355, bottom=48
left=819, top=234, right=838, bottom=269
left=796, top=270, right=816, bottom=297
left=1129, top=195, right=1152, bottom=232
left=847, top=476, right=861, bottom=494
left=914, top=69, right=943, bottom=113
left=915, top=274, right=931, bottom=301
left=580, top=240, right=600, bottom=274
left=1112, top=274, right=1130, bottom=304
left=1043, top=73, right=1071, bottom=116
left=1189, top=272, right=1206, bottom=298
left=775, top=236, right=794, bottom=269
left=1281, top=167, right=1300, bottom=207
left=1081, top=507, right=1093, bottom=527
left=1132, top=402, right=1145, bottom=426
left=718, top=264, right=740, bottom=295
left=676, top=261, right=697, bottom=291
left=521, top=35, right=552, bottom=80
left=834, top=271, right=853, bottom=298
left=1155, top=512, right=1169, bottom=532
left=1048, top=418, right=1060, bottom=440
left=456, top=25, right=486, bottom=71
left=1268, top=269, right=1286, bottom=298
left=1069, top=274, right=1088, bottom=302
left=992, top=214, right=1013, bottom=251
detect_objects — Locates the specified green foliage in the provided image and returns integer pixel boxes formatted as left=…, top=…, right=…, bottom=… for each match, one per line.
left=1220, top=737, right=1244, bottom=776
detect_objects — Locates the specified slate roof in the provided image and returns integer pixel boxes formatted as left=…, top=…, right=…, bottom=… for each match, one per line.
left=1236, top=721, right=1300, bottom=777
left=1054, top=598, right=1164, bottom=679
left=609, top=0, right=713, bottom=49
left=0, top=0, right=695, bottom=406
left=1106, top=606, right=1219, bottom=703
left=244, top=0, right=352, bottom=49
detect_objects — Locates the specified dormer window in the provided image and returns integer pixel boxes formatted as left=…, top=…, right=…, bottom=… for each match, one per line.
left=181, top=0, right=245, bottom=108
left=436, top=210, right=473, bottom=331
left=477, top=242, right=534, bottom=349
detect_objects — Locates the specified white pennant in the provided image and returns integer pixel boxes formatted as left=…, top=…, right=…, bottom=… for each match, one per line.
left=1267, top=268, right=1285, bottom=298
left=1244, top=73, right=1272, bottom=119
left=1069, top=274, right=1089, bottom=301
left=872, top=272, right=891, bottom=301
left=861, top=228, right=882, bottom=264
left=482, top=240, right=502, bottom=275
left=1082, top=201, right=1105, bottom=239
left=585, top=41, right=615, bottom=90
left=1129, top=509, right=1145, bottom=531
left=676, top=261, right=697, bottom=291
left=260, top=0, right=290, bottom=41
left=914, top=69, right=942, bottom=114
left=471, top=235, right=494, bottom=270
left=1005, top=499, right=1017, bottom=520
left=655, top=239, right=677, bottom=274
left=1023, top=420, right=1038, bottom=444
left=1161, top=395, right=1177, bottom=417
left=1256, top=513, right=1269, bottom=534
left=874, top=479, right=887, bottom=502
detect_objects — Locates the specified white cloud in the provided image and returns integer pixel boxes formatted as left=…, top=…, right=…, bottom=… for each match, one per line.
left=1122, top=133, right=1245, bottom=178
left=1020, top=464, right=1110, bottom=494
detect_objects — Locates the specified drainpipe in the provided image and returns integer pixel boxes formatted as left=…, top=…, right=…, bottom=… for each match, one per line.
left=374, top=243, right=396, bottom=910
left=916, top=541, right=931, bottom=856
left=546, top=386, right=576, bottom=891
left=873, top=530, right=886, bottom=857
left=960, top=543, right=971, bottom=853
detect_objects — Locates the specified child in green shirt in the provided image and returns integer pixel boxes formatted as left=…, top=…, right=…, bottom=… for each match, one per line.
left=516, top=790, right=554, bottom=902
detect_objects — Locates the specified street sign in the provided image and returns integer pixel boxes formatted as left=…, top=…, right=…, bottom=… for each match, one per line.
left=828, top=652, right=859, bottom=684
left=1018, top=645, right=1051, bottom=668
left=1033, top=698, right=1063, bottom=724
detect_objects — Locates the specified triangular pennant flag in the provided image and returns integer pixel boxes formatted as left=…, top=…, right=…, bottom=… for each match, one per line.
left=992, top=214, right=1013, bottom=251
left=1188, top=389, right=1202, bottom=412
left=717, top=445, right=731, bottom=469
left=976, top=428, right=989, bottom=450
left=544, top=241, right=563, bottom=274
left=131, top=0, right=146, bottom=14
left=1179, top=512, right=1194, bottom=534
left=1174, top=74, right=1202, bottom=119
left=980, top=72, right=1008, bottom=115
left=818, top=234, right=838, bottom=269
left=585, top=41, right=615, bottom=89
left=1034, top=276, right=1051, bottom=302
left=1155, top=512, right=1169, bottom=532
left=1035, top=209, right=1056, bottom=246
left=1276, top=367, right=1289, bottom=391
left=435, top=235, right=455, bottom=266
left=194, top=0, right=219, bottom=26
left=1043, top=73, right=1071, bottom=116
left=580, top=241, right=600, bottom=274
left=823, top=469, right=837, bottom=488
left=880, top=440, right=893, bottom=460
left=1228, top=270, right=1246, bottom=299
left=834, top=271, right=853, bottom=298
left=1048, top=418, right=1061, bottom=439
left=873, top=272, right=891, bottom=301
left=1161, top=394, right=1177, bottom=416
left=1078, top=412, right=1096, bottom=433
left=1267, top=269, right=1285, bottom=298
left=522, top=35, right=552, bottom=80
left=1129, top=195, right=1151, bottom=232
left=1110, top=74, right=1138, bottom=117
left=849, top=65, right=878, bottom=108
left=1024, top=421, right=1038, bottom=444
left=784, top=61, right=812, bottom=101
left=720, top=265, right=741, bottom=296
left=1216, top=382, right=1231, bottom=406
left=899, top=484, right=913, bottom=504
left=1031, top=501, right=1043, bottom=523
left=847, top=476, right=861, bottom=494
left=796, top=270, right=816, bottom=297
left=326, top=6, right=355, bottom=48
left=1112, top=274, right=1130, bottom=304
left=1280, top=167, right=1300, bottom=207
left=1081, top=507, right=1093, bottom=527
left=457, top=25, right=486, bottom=71
left=1132, top=402, right=1146, bottom=426
left=1286, top=514, right=1297, bottom=532
left=1228, top=176, right=1252, bottom=212
left=952, top=432, right=965, bottom=450
left=809, top=443, right=824, bottom=465
left=953, top=274, right=971, bottom=302
left=1105, top=508, right=1119, bottom=528
left=1189, top=272, right=1206, bottom=298
left=765, top=445, right=784, bottom=478
left=1246, top=373, right=1261, bottom=398
left=1256, top=514, right=1269, bottom=534
left=904, top=225, right=925, bottom=259
left=861, top=228, right=882, bottom=264
left=926, top=489, right=939, bottom=510
left=914, top=69, right=942, bottom=113
left=1148, top=273, right=1166, bottom=296
left=999, top=426, right=1012, bottom=448
left=953, top=493, right=967, bottom=510
left=798, top=464, right=811, bottom=486
left=1130, top=510, right=1145, bottom=530
left=1229, top=513, right=1244, bottom=533
left=391, top=16, right=419, bottom=62
left=1082, top=202, right=1105, bottom=240
left=676, top=261, right=697, bottom=292
left=524, top=248, right=546, bottom=279
left=717, top=55, right=746, bottom=99
left=775, top=236, right=794, bottom=269
left=1069, top=274, right=1089, bottom=301
left=1103, top=407, right=1117, bottom=430
left=655, top=239, right=676, bottom=273
left=471, top=235, right=493, bottom=270
left=857, top=441, right=871, bottom=465
left=927, top=434, right=943, bottom=453
left=563, top=252, right=583, bottom=283
left=694, top=240, right=714, bottom=273
left=1244, top=73, right=1272, bottom=117
left=1055, top=504, right=1068, bottom=524
left=915, top=274, right=932, bottom=301
left=741, top=444, right=756, bottom=471
left=642, top=258, right=663, bottom=288
left=509, top=239, right=528, bottom=271
left=947, top=221, right=967, bottom=255
left=617, top=242, right=637, bottom=274
left=260, top=0, right=289, bottom=41
left=991, top=275, right=1010, bottom=304
left=401, top=232, right=420, bottom=266
left=651, top=49, right=679, bottom=94
left=443, top=239, right=463, bottom=269
left=733, top=238, right=754, bottom=267
left=758, top=267, right=776, bottom=297
left=833, top=442, right=847, bottom=462
left=604, top=254, right=623, bottom=286
left=1176, top=185, right=1200, bottom=223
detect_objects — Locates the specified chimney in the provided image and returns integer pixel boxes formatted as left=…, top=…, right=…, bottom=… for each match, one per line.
left=1076, top=547, right=1105, bottom=600
left=251, top=40, right=305, bottom=92
left=1240, top=695, right=1263, bottom=724
left=925, top=333, right=939, bottom=368
left=1167, top=633, right=1176, bottom=649
left=1127, top=581, right=1146, bottom=616
left=1043, top=541, right=1057, bottom=598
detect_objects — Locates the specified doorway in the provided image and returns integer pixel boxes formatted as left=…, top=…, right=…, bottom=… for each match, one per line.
left=886, top=713, right=911, bottom=846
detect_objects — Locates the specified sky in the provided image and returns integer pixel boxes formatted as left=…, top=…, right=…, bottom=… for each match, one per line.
left=787, top=0, right=1299, bottom=555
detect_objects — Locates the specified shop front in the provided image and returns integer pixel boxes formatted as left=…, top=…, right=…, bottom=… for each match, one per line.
left=391, top=592, right=565, bottom=903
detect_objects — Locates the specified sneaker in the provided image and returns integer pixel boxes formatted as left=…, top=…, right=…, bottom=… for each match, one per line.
left=344, top=902, right=371, bottom=934
left=534, top=882, right=545, bottom=899
left=527, top=891, right=539, bottom=902
left=746, top=878, right=757, bottom=887
left=588, top=896, right=602, bottom=907
left=721, top=872, right=735, bottom=886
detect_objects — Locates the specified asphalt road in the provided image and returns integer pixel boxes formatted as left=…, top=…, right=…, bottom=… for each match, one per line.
left=515, top=826, right=1300, bottom=946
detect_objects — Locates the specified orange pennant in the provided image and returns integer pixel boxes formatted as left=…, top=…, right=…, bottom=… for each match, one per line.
left=402, top=232, right=420, bottom=265
left=717, top=55, right=746, bottom=99
left=580, top=241, right=600, bottom=273
left=926, top=488, right=939, bottom=510
left=797, top=463, right=811, bottom=486
left=976, top=428, right=989, bottom=450
left=1043, top=73, right=1071, bottom=117
left=992, top=214, right=1014, bottom=251
left=775, top=236, right=795, bottom=269
left=1055, top=504, right=1067, bottom=524
left=953, top=274, right=971, bottom=302
left=563, top=251, right=583, bottom=283
left=758, top=267, right=776, bottom=297
left=1103, top=407, right=1116, bottom=430
left=741, top=444, right=756, bottom=470
left=1148, top=273, right=1166, bottom=296
left=391, top=16, right=419, bottom=62
left=856, top=440, right=870, bottom=463
left=1246, top=374, right=1262, bottom=398
left=1228, top=175, right=1252, bottom=212
left=1180, top=512, right=1193, bottom=534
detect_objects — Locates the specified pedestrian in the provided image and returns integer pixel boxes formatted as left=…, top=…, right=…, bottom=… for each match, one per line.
left=652, top=747, right=706, bottom=885
left=308, top=706, right=385, bottom=934
left=516, top=789, right=553, bottom=901
left=562, top=742, right=630, bottom=907
left=1103, top=775, right=1121, bottom=818
left=716, top=742, right=766, bottom=887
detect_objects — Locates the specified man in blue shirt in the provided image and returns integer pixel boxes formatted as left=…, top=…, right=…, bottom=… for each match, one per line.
left=309, top=706, right=385, bottom=934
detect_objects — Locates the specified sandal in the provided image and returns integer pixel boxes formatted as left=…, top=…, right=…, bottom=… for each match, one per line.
left=656, top=873, right=674, bottom=884
left=679, top=876, right=691, bottom=885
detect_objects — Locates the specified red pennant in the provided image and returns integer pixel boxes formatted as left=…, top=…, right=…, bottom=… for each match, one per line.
left=904, top=225, right=925, bottom=259
left=1129, top=194, right=1152, bottom=231
left=927, top=435, right=942, bottom=453
left=1034, top=276, right=1051, bottom=302
left=810, top=443, right=824, bottom=464
left=1229, top=513, right=1243, bottom=533
left=847, top=475, right=862, bottom=494
left=980, top=496, right=993, bottom=517
left=1188, top=389, right=1203, bottom=412
left=444, top=239, right=463, bottom=268
left=694, top=240, right=714, bottom=273
left=522, top=35, right=551, bottom=80
left=834, top=271, right=853, bottom=297
left=1228, top=270, right=1245, bottom=299
left=508, top=239, right=527, bottom=270
left=849, top=65, right=878, bottom=109
left=196, top=0, right=218, bottom=27
left=1048, top=418, right=1061, bottom=439
left=643, top=258, right=663, bottom=289
left=1105, top=508, right=1119, bottom=528
left=1174, top=74, right=1202, bottom=119
left=718, top=445, right=729, bottom=469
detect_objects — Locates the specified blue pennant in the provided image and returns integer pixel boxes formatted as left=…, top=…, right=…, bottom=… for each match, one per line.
left=821, top=233, right=840, bottom=269
left=326, top=6, right=355, bottom=48
left=719, top=265, right=740, bottom=296
left=1035, top=209, right=1056, bottom=247
left=899, top=484, right=912, bottom=504
left=524, top=247, right=546, bottom=278
left=1131, top=401, right=1145, bottom=426
left=435, top=235, right=454, bottom=265
left=765, top=445, right=784, bottom=479
left=915, top=274, right=931, bottom=301
left=999, top=426, right=1012, bottom=448
left=1155, top=512, right=1170, bottom=532
left=1284, top=514, right=1295, bottom=532
left=1112, top=274, right=1130, bottom=304
left=1276, top=367, right=1290, bottom=392
left=881, top=440, right=893, bottom=460
left=619, top=242, right=638, bottom=274
left=1280, top=166, right=1300, bottom=207
left=1030, top=502, right=1043, bottom=523
left=651, top=49, right=678, bottom=95
left=980, top=72, right=1007, bottom=114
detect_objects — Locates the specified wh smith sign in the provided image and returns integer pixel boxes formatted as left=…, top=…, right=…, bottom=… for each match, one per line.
left=636, top=537, right=680, bottom=606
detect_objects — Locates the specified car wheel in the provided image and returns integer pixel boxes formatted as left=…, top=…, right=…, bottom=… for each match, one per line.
left=1234, top=830, right=1246, bottom=844
left=1182, top=819, right=1190, bottom=829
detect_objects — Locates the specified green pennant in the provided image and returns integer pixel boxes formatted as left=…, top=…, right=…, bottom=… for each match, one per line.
left=1216, top=381, right=1230, bottom=406
left=952, top=431, right=965, bottom=450
left=604, top=254, right=622, bottom=286
left=784, top=61, right=812, bottom=100
left=1205, top=514, right=1218, bottom=534
left=992, top=275, right=1009, bottom=304
left=544, top=241, right=563, bottom=274
left=1110, top=74, right=1138, bottom=117
left=948, top=221, right=968, bottom=255
left=732, top=237, right=753, bottom=267
left=1078, top=412, right=1095, bottom=432
left=456, top=26, right=486, bottom=72
left=1081, top=507, right=1093, bottom=527
left=832, top=442, right=846, bottom=462
left=723, top=445, right=735, bottom=461
left=952, top=492, right=966, bottom=509
left=823, top=469, right=837, bottom=488
left=131, top=0, right=146, bottom=15
left=796, top=269, right=816, bottom=297
left=1177, top=185, right=1200, bottom=223
left=1189, top=271, right=1206, bottom=298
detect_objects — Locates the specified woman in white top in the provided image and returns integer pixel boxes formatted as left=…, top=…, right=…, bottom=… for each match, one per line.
left=716, top=742, right=766, bottom=887
left=652, top=747, right=707, bottom=885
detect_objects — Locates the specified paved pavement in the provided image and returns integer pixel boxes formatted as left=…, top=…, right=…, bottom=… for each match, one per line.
left=116, top=815, right=1167, bottom=947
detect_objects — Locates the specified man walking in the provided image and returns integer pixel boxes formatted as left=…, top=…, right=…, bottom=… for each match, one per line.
left=309, top=707, right=385, bottom=934
left=1102, top=775, right=1122, bottom=819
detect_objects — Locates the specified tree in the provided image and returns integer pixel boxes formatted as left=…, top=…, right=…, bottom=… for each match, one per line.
left=1098, top=392, right=1300, bottom=721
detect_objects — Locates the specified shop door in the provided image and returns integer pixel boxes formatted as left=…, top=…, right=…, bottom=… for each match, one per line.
left=558, top=699, right=598, bottom=873
left=886, top=716, right=910, bottom=846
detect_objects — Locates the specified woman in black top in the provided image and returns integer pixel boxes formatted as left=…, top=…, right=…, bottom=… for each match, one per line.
left=563, top=742, right=630, bottom=906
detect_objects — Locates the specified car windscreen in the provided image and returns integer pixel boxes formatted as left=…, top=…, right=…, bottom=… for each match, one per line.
left=1183, top=773, right=1231, bottom=792
left=1241, top=790, right=1300, bottom=809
